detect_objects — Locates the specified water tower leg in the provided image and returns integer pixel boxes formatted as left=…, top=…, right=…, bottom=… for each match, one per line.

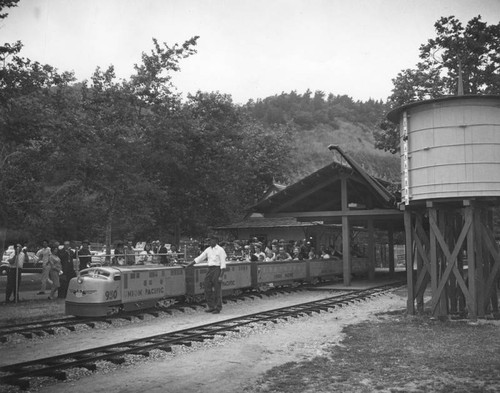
left=475, top=210, right=486, bottom=318
left=466, top=208, right=477, bottom=319
left=414, top=213, right=429, bottom=314
left=404, top=210, right=415, bottom=314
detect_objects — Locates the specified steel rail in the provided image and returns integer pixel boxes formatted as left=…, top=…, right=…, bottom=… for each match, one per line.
left=0, top=286, right=302, bottom=343
left=0, top=282, right=404, bottom=390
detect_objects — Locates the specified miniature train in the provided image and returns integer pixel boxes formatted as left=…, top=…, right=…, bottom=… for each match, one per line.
left=65, top=258, right=370, bottom=317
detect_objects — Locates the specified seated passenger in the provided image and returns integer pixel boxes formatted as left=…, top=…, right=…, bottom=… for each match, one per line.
left=265, top=249, right=276, bottom=262
left=139, top=243, right=155, bottom=264
left=166, top=245, right=179, bottom=265
left=232, top=241, right=244, bottom=261
left=243, top=245, right=253, bottom=262
left=319, top=244, right=330, bottom=259
left=112, top=242, right=126, bottom=266
left=253, top=244, right=266, bottom=262
left=275, top=246, right=292, bottom=261
left=292, top=245, right=301, bottom=260
left=308, top=247, right=316, bottom=260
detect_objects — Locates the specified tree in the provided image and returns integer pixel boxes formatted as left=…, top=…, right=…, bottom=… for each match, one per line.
left=375, top=15, right=500, bottom=153
left=0, top=0, right=21, bottom=65
left=0, top=55, right=76, bottom=246
left=129, top=36, right=199, bottom=109
left=142, top=91, right=296, bottom=238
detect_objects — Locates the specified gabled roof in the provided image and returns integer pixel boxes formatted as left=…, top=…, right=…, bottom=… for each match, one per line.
left=250, top=152, right=397, bottom=215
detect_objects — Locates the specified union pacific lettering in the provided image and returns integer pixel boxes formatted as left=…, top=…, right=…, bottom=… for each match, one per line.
left=145, top=287, right=165, bottom=295
left=126, top=287, right=164, bottom=298
left=127, top=289, right=143, bottom=297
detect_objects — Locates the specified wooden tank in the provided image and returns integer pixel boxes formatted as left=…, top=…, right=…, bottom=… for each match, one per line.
left=387, top=95, right=500, bottom=204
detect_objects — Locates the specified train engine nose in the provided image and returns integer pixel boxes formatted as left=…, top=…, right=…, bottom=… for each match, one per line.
left=65, top=267, right=121, bottom=317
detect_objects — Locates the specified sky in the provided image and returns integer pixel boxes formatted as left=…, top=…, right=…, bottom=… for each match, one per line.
left=1, top=0, right=499, bottom=104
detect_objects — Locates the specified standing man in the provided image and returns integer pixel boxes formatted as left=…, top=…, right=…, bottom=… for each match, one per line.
left=158, top=241, right=169, bottom=265
left=125, top=240, right=136, bottom=265
left=36, top=240, right=51, bottom=295
left=78, top=240, right=92, bottom=271
left=58, top=241, right=77, bottom=298
left=5, top=244, right=24, bottom=303
left=186, top=236, right=227, bottom=314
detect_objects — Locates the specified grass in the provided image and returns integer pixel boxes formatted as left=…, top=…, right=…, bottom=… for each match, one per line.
left=246, top=312, right=500, bottom=393
left=0, top=298, right=66, bottom=326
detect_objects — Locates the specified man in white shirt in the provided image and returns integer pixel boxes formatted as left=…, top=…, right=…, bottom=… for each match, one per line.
left=6, top=243, right=25, bottom=303
left=186, top=236, right=227, bottom=314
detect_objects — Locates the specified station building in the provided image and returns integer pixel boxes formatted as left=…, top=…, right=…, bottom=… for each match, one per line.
left=216, top=146, right=404, bottom=286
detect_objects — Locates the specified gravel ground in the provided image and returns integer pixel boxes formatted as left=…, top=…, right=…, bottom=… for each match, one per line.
left=1, top=287, right=406, bottom=393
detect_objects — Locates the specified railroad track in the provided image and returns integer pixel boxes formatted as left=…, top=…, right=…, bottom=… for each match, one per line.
left=0, top=286, right=303, bottom=343
left=0, top=282, right=403, bottom=391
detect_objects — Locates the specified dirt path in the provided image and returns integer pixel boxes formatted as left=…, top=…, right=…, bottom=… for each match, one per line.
left=30, top=292, right=406, bottom=393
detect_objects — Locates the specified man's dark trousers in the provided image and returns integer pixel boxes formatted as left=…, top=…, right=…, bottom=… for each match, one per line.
left=204, top=266, right=222, bottom=311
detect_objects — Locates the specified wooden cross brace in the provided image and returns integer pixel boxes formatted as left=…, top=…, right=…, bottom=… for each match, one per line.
left=429, top=208, right=474, bottom=315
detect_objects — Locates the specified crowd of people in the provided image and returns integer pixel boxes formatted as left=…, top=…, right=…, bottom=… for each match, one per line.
left=108, top=240, right=181, bottom=266
left=225, top=238, right=343, bottom=262
left=3, top=236, right=347, bottom=304
left=3, top=239, right=80, bottom=303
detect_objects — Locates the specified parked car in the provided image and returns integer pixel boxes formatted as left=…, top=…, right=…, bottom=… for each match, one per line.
left=0, top=251, right=42, bottom=275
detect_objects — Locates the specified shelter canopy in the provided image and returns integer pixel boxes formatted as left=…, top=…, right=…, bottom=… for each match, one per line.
left=249, top=156, right=402, bottom=230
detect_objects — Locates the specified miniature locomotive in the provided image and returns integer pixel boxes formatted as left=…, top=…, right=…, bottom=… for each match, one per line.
left=65, top=258, right=369, bottom=317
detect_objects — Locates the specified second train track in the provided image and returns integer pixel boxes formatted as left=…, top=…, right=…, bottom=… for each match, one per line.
left=0, top=282, right=404, bottom=391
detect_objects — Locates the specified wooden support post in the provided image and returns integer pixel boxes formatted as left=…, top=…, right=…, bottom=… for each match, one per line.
left=414, top=213, right=428, bottom=313
left=341, top=176, right=351, bottom=286
left=404, top=209, right=415, bottom=315
left=438, top=209, right=448, bottom=317
left=388, top=224, right=395, bottom=276
left=368, top=218, right=375, bottom=281
left=467, top=205, right=477, bottom=319
left=475, top=210, right=485, bottom=318
left=428, top=207, right=439, bottom=317
left=448, top=212, right=458, bottom=315
left=342, top=215, right=351, bottom=286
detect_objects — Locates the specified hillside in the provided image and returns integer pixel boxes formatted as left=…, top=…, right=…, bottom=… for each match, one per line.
left=290, top=120, right=400, bottom=184
left=245, top=91, right=401, bottom=187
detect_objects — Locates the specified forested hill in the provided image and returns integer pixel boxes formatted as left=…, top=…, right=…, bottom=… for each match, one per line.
left=244, top=90, right=400, bottom=183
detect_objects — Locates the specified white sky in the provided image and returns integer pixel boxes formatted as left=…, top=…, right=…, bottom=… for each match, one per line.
left=2, top=0, right=499, bottom=104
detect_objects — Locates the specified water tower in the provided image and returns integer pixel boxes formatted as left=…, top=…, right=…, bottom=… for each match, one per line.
left=387, top=95, right=500, bottom=319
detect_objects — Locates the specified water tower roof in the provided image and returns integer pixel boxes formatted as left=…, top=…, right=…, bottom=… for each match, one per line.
left=386, top=94, right=500, bottom=123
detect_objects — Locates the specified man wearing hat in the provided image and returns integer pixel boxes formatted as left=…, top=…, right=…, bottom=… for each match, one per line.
left=185, top=236, right=227, bottom=314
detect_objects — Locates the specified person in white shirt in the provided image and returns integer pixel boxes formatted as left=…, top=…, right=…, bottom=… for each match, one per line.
left=186, top=236, right=227, bottom=314
left=253, top=244, right=266, bottom=261
left=5, top=243, right=24, bottom=303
